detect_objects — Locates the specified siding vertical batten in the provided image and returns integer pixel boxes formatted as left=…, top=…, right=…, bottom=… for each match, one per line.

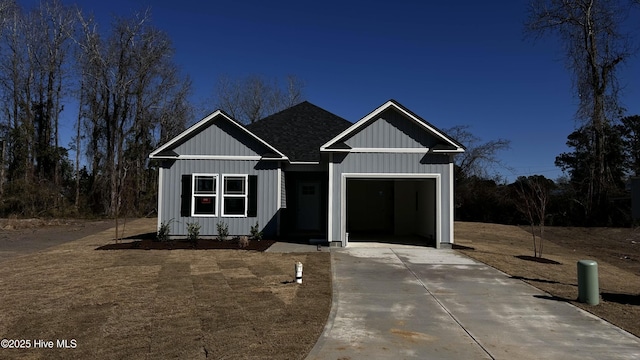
left=277, top=166, right=282, bottom=209
left=340, top=174, right=347, bottom=246
left=436, top=175, right=442, bottom=249
left=276, top=165, right=282, bottom=237
left=449, top=160, right=454, bottom=244
left=281, top=169, right=286, bottom=208
left=328, top=154, right=333, bottom=243
left=157, top=166, right=163, bottom=231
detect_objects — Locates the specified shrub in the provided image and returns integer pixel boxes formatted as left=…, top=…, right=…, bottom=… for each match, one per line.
left=157, top=220, right=173, bottom=242
left=216, top=222, right=229, bottom=240
left=250, top=222, right=263, bottom=241
left=186, top=222, right=200, bottom=244
left=238, top=235, right=249, bottom=248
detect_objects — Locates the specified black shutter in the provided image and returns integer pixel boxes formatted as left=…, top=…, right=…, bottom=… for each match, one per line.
left=181, top=174, right=192, bottom=217
left=247, top=175, right=258, bottom=217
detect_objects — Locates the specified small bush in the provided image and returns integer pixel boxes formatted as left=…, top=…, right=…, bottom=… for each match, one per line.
left=157, top=220, right=173, bottom=242
left=216, top=222, right=229, bottom=240
left=238, top=235, right=249, bottom=248
left=186, top=222, right=200, bottom=244
left=250, top=222, right=263, bottom=241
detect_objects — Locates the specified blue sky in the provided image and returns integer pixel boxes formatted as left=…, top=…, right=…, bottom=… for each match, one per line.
left=22, top=0, right=640, bottom=182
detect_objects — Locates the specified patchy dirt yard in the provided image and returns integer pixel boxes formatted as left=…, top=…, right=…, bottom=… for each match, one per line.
left=5, top=217, right=638, bottom=358
left=0, top=218, right=331, bottom=359
left=454, top=221, right=640, bottom=338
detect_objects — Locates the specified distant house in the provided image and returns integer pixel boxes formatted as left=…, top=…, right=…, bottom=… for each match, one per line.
left=149, top=100, right=465, bottom=247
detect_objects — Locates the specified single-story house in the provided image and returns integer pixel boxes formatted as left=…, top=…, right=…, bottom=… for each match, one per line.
left=149, top=99, right=465, bottom=247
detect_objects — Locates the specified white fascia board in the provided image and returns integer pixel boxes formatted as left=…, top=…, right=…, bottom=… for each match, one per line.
left=319, top=148, right=350, bottom=152
left=432, top=149, right=465, bottom=153
left=157, top=167, right=163, bottom=231
left=449, top=161, right=455, bottom=245
left=152, top=155, right=263, bottom=160
left=289, top=161, right=320, bottom=165
left=149, top=155, right=179, bottom=160
left=327, top=154, right=333, bottom=242
left=320, top=100, right=464, bottom=152
left=149, top=110, right=287, bottom=159
left=341, top=173, right=441, bottom=179
left=350, top=148, right=431, bottom=153
left=320, top=148, right=431, bottom=153
left=321, top=101, right=394, bottom=151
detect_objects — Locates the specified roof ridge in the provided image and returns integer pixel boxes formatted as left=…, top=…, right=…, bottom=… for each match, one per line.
left=250, top=100, right=346, bottom=125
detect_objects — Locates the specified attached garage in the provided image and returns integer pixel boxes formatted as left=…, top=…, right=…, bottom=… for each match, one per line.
left=343, top=175, right=439, bottom=247
left=322, top=100, right=464, bottom=248
left=346, top=177, right=437, bottom=244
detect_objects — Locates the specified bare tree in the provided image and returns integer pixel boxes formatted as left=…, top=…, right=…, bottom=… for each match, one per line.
left=75, top=9, right=191, bottom=230
left=28, top=0, right=75, bottom=188
left=212, top=74, right=305, bottom=124
left=0, top=0, right=17, bottom=200
left=0, top=0, right=75, bottom=215
left=0, top=2, right=191, bottom=218
left=0, top=2, right=32, bottom=185
left=514, top=176, right=551, bottom=258
left=444, top=125, right=511, bottom=180
left=526, top=0, right=637, bottom=217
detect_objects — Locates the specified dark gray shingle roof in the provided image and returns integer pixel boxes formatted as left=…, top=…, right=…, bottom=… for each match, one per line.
left=246, top=101, right=352, bottom=162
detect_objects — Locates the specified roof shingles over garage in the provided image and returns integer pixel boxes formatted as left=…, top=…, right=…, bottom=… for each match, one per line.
left=246, top=101, right=352, bottom=162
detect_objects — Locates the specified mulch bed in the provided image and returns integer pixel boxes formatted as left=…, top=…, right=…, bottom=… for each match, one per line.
left=96, top=238, right=276, bottom=251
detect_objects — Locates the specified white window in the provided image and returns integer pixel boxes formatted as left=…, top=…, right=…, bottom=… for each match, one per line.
left=192, top=174, right=218, bottom=216
left=222, top=174, right=248, bottom=217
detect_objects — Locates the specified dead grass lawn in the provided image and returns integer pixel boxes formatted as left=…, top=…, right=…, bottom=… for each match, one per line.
left=0, top=218, right=331, bottom=359
left=455, top=221, right=640, bottom=338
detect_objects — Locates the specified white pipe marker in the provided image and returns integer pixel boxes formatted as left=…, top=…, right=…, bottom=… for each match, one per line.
left=295, top=262, right=303, bottom=284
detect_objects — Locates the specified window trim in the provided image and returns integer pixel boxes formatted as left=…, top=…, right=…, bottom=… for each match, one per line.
left=221, top=174, right=249, bottom=217
left=191, top=173, right=219, bottom=217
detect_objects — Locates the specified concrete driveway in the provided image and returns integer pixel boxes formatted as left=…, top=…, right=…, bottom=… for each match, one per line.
left=306, top=245, right=640, bottom=360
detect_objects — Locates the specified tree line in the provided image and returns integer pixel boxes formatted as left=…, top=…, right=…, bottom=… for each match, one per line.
left=0, top=0, right=306, bottom=219
left=0, top=0, right=193, bottom=218
left=457, top=115, right=640, bottom=227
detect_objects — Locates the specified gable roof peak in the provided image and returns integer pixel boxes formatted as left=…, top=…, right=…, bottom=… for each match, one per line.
left=321, top=99, right=466, bottom=152
left=149, top=109, right=287, bottom=159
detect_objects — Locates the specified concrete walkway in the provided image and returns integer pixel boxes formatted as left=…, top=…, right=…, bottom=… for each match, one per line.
left=306, top=245, right=640, bottom=360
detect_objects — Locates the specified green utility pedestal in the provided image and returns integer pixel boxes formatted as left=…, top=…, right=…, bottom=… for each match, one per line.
left=577, top=260, right=599, bottom=305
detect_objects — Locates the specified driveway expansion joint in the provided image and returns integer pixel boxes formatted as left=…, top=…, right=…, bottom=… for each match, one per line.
left=390, top=248, right=496, bottom=360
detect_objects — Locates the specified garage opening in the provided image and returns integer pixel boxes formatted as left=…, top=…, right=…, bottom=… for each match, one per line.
left=346, top=178, right=437, bottom=246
